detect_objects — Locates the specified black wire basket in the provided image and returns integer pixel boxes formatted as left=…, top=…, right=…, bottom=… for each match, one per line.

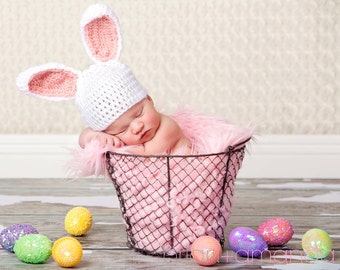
left=106, top=139, right=249, bottom=257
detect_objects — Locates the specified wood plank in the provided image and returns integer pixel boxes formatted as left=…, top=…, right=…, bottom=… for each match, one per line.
left=0, top=178, right=339, bottom=269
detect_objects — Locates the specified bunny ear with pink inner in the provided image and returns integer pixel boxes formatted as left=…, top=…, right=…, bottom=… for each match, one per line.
left=80, top=4, right=122, bottom=64
left=16, top=63, right=80, bottom=101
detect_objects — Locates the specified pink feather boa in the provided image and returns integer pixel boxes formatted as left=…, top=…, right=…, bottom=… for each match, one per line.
left=68, top=109, right=253, bottom=177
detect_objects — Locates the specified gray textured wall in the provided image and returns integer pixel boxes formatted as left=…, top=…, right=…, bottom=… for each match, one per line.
left=2, top=0, right=339, bottom=134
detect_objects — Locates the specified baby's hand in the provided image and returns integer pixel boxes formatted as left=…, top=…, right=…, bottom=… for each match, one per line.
left=93, top=132, right=124, bottom=148
left=79, top=128, right=124, bottom=148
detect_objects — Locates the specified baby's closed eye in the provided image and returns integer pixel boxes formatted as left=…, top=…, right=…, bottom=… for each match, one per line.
left=136, top=109, right=143, bottom=117
left=117, top=127, right=128, bottom=134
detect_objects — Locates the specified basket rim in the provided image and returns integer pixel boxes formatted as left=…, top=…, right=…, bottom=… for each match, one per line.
left=105, top=137, right=251, bottom=159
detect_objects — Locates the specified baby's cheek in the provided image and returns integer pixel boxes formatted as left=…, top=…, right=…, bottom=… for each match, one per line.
left=148, top=114, right=160, bottom=127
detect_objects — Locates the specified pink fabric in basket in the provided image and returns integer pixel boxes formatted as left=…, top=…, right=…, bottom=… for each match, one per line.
left=110, top=148, right=245, bottom=255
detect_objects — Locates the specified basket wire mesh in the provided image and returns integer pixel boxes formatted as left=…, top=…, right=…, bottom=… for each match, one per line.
left=106, top=140, right=248, bottom=257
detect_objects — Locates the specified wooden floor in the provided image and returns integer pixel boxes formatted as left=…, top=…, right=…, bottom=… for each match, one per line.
left=0, top=178, right=339, bottom=269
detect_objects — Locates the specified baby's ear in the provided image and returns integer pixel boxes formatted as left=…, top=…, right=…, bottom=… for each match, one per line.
left=80, top=3, right=122, bottom=64
left=16, top=63, right=80, bottom=100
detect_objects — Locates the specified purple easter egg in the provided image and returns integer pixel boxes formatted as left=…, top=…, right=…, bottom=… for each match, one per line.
left=228, top=227, right=268, bottom=258
left=0, top=224, right=39, bottom=252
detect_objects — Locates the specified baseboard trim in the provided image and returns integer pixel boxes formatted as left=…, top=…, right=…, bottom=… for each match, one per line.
left=0, top=135, right=79, bottom=178
left=0, top=135, right=339, bottom=179
left=238, top=135, right=340, bottom=179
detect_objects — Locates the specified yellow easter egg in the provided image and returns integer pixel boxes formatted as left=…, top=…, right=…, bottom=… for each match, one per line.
left=64, top=207, right=92, bottom=236
left=52, top=237, right=82, bottom=268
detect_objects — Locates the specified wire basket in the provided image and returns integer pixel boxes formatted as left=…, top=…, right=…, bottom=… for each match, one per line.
left=106, top=140, right=249, bottom=257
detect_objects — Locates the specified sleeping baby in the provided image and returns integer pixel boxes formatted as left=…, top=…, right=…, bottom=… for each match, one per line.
left=78, top=95, right=192, bottom=155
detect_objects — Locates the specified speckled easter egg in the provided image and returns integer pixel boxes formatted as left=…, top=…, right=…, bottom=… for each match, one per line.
left=228, top=227, right=268, bottom=258
left=13, top=234, right=52, bottom=264
left=0, top=224, right=39, bottom=252
left=257, top=218, right=294, bottom=246
left=302, top=228, right=333, bottom=259
left=191, top=236, right=222, bottom=266
left=52, top=237, right=83, bottom=268
left=65, top=207, right=92, bottom=236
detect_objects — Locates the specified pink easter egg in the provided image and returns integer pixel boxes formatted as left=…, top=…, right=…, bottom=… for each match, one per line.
left=191, top=236, right=222, bottom=266
left=257, top=217, right=294, bottom=246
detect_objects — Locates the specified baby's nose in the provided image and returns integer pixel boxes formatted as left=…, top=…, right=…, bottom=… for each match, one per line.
left=131, top=121, right=143, bottom=134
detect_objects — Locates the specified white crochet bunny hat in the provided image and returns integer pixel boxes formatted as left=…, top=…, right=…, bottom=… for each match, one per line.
left=16, top=4, right=147, bottom=131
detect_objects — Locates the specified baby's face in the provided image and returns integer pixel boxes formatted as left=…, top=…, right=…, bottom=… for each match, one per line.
left=105, top=96, right=161, bottom=146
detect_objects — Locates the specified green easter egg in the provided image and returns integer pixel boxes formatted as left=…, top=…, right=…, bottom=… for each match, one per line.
left=302, top=228, right=333, bottom=259
left=14, top=234, right=52, bottom=264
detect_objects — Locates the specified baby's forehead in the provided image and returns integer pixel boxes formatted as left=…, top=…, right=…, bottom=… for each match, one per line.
left=122, top=99, right=145, bottom=117
left=105, top=100, right=144, bottom=130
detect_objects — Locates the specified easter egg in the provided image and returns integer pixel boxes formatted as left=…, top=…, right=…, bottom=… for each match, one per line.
left=191, top=236, right=222, bottom=266
left=52, top=237, right=83, bottom=268
left=13, top=234, right=52, bottom=264
left=257, top=217, right=294, bottom=246
left=228, top=227, right=268, bottom=258
left=65, top=207, right=92, bottom=236
left=302, top=228, right=332, bottom=259
left=0, top=224, right=39, bottom=252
